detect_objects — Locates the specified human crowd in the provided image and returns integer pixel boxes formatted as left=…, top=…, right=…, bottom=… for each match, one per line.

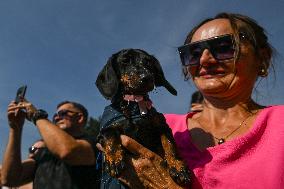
left=1, top=12, right=284, bottom=189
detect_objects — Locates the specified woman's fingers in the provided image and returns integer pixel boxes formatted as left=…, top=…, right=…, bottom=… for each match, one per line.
left=118, top=137, right=176, bottom=189
left=96, top=143, right=105, bottom=152
left=120, top=135, right=163, bottom=167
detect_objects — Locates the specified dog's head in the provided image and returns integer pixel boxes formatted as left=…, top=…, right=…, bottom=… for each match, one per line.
left=96, top=49, right=177, bottom=100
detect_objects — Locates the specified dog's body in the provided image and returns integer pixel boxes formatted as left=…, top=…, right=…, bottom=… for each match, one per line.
left=96, top=49, right=191, bottom=188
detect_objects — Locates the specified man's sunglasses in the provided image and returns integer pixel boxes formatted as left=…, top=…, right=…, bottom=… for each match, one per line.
left=53, top=109, right=80, bottom=122
left=178, top=34, right=237, bottom=66
left=29, top=146, right=45, bottom=154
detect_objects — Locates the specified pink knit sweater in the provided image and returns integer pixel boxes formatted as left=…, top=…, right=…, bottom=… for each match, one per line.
left=165, top=105, right=284, bottom=189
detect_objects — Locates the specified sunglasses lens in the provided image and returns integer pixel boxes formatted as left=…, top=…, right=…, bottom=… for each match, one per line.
left=211, top=36, right=234, bottom=60
left=52, top=110, right=80, bottom=122
left=178, top=34, right=235, bottom=66
left=188, top=45, right=203, bottom=65
left=58, top=110, right=69, bottom=117
left=179, top=46, right=199, bottom=66
left=53, top=110, right=68, bottom=122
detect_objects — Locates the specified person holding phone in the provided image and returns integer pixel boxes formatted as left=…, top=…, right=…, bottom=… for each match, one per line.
left=96, top=12, right=284, bottom=188
left=1, top=99, right=98, bottom=189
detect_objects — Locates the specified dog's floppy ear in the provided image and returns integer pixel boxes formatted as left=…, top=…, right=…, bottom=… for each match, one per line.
left=96, top=57, right=119, bottom=100
left=151, top=57, right=177, bottom=96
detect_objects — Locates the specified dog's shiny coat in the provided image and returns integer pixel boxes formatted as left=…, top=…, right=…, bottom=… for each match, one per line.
left=96, top=49, right=191, bottom=188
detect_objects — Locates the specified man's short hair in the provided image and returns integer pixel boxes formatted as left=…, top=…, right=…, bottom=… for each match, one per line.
left=56, top=101, right=89, bottom=125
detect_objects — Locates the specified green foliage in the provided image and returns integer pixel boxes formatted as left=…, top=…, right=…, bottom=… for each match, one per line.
left=83, top=116, right=101, bottom=156
left=84, top=116, right=101, bottom=140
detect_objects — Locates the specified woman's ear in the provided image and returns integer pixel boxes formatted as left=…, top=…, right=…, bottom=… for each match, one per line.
left=258, top=48, right=271, bottom=77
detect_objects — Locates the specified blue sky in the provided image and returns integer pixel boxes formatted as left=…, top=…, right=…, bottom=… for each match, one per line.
left=1, top=0, right=284, bottom=161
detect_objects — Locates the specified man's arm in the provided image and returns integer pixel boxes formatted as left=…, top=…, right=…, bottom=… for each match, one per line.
left=1, top=102, right=36, bottom=187
left=35, top=119, right=96, bottom=166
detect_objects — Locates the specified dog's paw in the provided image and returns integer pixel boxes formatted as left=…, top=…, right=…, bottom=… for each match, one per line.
left=169, top=166, right=192, bottom=186
left=105, top=159, right=125, bottom=177
left=104, top=146, right=126, bottom=177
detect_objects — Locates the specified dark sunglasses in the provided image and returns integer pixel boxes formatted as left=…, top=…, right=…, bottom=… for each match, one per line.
left=178, top=34, right=238, bottom=66
left=29, top=146, right=45, bottom=154
left=52, top=109, right=80, bottom=122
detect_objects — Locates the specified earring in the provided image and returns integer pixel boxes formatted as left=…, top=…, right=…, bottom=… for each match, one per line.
left=259, top=68, right=268, bottom=77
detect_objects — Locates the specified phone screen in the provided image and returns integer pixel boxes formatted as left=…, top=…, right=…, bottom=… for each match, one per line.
left=15, top=85, right=27, bottom=103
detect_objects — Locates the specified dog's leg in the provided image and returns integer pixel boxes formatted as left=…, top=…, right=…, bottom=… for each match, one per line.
left=97, top=125, right=125, bottom=177
left=160, top=127, right=192, bottom=186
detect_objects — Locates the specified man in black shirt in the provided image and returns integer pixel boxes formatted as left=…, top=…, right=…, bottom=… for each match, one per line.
left=1, top=100, right=98, bottom=189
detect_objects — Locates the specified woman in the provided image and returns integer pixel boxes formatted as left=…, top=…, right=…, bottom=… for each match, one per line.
left=99, top=12, right=284, bottom=188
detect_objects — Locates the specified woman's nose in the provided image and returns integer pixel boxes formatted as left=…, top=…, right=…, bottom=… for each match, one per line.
left=199, top=49, right=217, bottom=66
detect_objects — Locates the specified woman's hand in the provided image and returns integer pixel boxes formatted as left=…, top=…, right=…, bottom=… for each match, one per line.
left=98, top=135, right=184, bottom=189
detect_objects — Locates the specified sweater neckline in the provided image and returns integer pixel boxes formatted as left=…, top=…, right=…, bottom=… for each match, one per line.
left=185, top=106, right=269, bottom=153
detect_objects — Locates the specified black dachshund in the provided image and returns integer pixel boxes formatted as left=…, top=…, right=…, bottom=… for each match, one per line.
left=96, top=49, right=191, bottom=188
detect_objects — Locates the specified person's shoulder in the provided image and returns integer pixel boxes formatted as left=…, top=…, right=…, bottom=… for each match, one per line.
left=164, top=113, right=188, bottom=119
left=263, top=105, right=284, bottom=112
left=163, top=113, right=190, bottom=132
left=258, top=105, right=284, bottom=120
left=269, top=104, right=284, bottom=109
left=164, top=113, right=190, bottom=124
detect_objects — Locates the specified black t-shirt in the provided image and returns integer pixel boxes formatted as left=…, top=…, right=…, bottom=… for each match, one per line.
left=33, top=135, right=98, bottom=189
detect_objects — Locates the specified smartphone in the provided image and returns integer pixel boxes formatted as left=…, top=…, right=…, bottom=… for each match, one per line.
left=15, top=85, right=27, bottom=103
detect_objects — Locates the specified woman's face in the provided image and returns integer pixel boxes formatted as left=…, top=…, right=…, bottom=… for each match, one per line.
left=188, top=18, right=261, bottom=100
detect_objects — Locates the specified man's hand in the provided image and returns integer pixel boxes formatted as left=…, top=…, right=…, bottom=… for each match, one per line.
left=7, top=101, right=26, bottom=129
left=8, top=100, right=38, bottom=123
left=3, top=101, right=37, bottom=186
left=19, top=100, right=37, bottom=121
